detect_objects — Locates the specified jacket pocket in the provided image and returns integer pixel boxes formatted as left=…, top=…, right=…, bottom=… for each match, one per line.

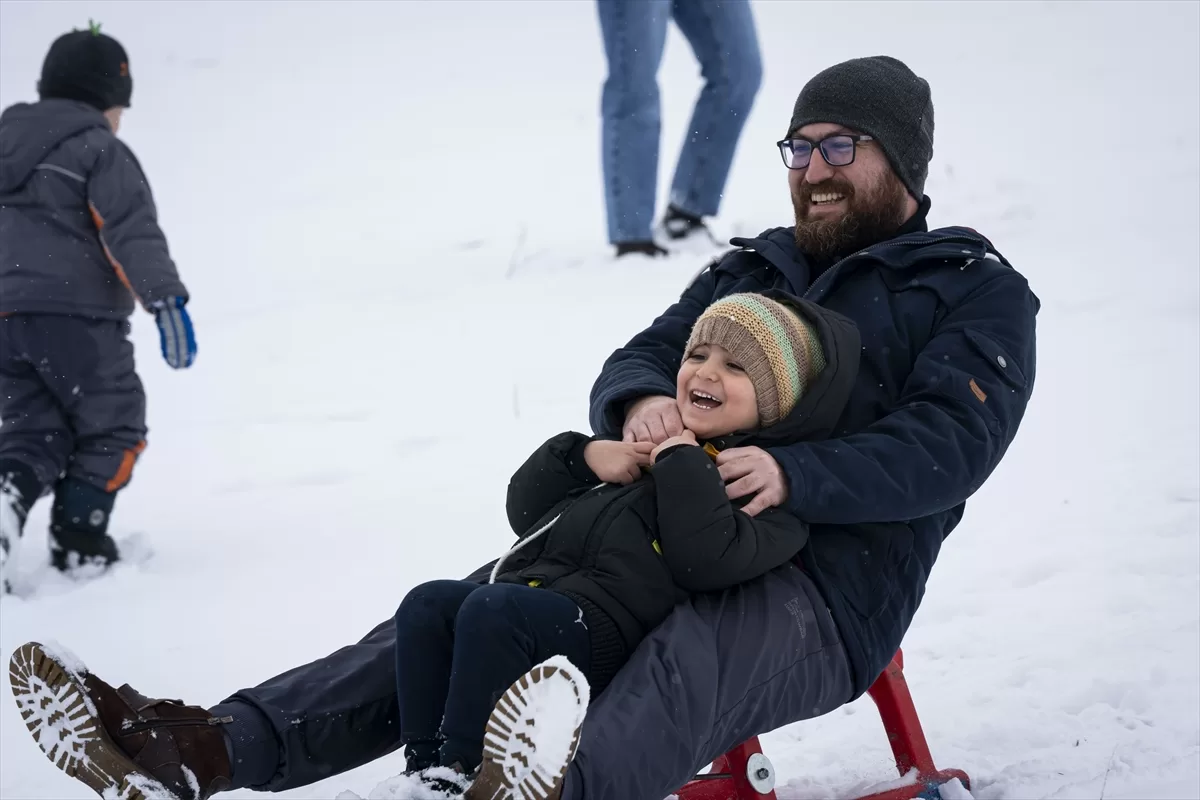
left=626, top=503, right=666, bottom=558
left=811, top=522, right=913, bottom=620
left=964, top=329, right=1026, bottom=391
left=959, top=328, right=1026, bottom=435
left=516, top=562, right=576, bottom=588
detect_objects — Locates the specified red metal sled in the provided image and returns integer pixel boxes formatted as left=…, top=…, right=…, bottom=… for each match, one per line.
left=674, top=648, right=969, bottom=800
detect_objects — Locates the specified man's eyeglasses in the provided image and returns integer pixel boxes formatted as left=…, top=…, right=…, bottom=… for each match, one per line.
left=777, top=134, right=874, bottom=170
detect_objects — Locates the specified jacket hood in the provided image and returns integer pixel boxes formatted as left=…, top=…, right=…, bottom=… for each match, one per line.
left=0, top=99, right=109, bottom=193
left=705, top=291, right=862, bottom=452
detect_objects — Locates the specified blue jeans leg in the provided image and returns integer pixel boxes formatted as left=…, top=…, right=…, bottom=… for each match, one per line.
left=667, top=0, right=763, bottom=218
left=597, top=0, right=672, bottom=244
left=439, top=583, right=592, bottom=771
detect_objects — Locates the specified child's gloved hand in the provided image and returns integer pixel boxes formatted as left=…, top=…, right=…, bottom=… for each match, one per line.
left=651, top=429, right=698, bottom=464
left=584, top=440, right=655, bottom=485
left=151, top=296, right=197, bottom=369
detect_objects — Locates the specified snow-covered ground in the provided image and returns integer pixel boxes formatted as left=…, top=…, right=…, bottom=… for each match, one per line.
left=1, top=1, right=1197, bottom=798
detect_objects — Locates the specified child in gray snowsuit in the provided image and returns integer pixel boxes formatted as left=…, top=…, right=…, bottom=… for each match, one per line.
left=0, top=22, right=196, bottom=590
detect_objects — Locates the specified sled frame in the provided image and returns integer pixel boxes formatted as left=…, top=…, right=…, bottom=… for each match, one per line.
left=674, top=649, right=970, bottom=800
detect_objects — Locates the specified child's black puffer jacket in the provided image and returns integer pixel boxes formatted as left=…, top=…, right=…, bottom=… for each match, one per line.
left=491, top=294, right=862, bottom=692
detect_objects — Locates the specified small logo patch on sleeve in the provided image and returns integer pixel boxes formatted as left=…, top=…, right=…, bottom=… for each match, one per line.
left=969, top=378, right=987, bottom=403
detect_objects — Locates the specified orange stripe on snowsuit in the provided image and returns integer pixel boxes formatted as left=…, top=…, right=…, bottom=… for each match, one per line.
left=88, top=202, right=143, bottom=307
left=106, top=440, right=147, bottom=492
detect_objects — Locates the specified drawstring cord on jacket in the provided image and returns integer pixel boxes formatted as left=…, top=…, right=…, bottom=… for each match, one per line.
left=488, top=483, right=610, bottom=585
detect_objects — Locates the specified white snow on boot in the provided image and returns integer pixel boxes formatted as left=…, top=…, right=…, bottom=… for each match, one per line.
left=346, top=766, right=470, bottom=800
left=0, top=473, right=28, bottom=594
left=466, top=655, right=590, bottom=800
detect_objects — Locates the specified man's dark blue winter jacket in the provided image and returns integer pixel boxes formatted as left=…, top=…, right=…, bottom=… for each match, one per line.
left=589, top=203, right=1039, bottom=699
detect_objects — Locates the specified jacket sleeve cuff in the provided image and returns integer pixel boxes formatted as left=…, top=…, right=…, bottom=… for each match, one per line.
left=652, top=442, right=699, bottom=465
left=592, top=382, right=678, bottom=436
left=768, top=445, right=809, bottom=515
left=652, top=443, right=723, bottom=492
left=565, top=436, right=603, bottom=484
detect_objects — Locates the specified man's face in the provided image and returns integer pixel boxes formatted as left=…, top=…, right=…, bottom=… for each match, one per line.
left=786, top=122, right=915, bottom=262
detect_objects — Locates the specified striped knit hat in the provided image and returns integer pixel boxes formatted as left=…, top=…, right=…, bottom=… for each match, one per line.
left=684, top=294, right=826, bottom=428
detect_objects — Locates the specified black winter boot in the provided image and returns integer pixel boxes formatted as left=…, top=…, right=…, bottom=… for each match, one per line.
left=411, top=766, right=471, bottom=795
left=49, top=478, right=121, bottom=574
left=615, top=240, right=668, bottom=258
left=1, top=459, right=43, bottom=593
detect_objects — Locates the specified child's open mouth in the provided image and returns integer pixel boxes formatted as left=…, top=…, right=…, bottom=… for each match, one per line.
left=690, top=390, right=723, bottom=410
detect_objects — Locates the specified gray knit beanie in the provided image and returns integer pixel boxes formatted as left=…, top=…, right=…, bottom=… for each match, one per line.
left=787, top=56, right=934, bottom=200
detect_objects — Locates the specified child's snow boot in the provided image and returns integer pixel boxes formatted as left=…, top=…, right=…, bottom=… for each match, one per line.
left=48, top=478, right=120, bottom=574
left=409, top=765, right=471, bottom=797
left=0, top=459, right=41, bottom=593
left=464, top=655, right=589, bottom=800
left=8, top=641, right=233, bottom=800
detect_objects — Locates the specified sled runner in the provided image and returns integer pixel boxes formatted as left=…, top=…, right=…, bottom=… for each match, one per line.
left=674, top=648, right=970, bottom=800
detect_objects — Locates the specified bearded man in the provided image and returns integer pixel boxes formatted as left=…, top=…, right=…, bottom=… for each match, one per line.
left=577, top=54, right=1040, bottom=799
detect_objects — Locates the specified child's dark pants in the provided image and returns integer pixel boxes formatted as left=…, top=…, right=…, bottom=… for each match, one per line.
left=0, top=314, right=146, bottom=558
left=393, top=579, right=593, bottom=773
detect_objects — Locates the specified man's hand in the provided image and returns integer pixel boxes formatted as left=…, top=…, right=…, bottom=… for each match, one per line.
left=623, top=395, right=684, bottom=444
left=651, top=429, right=698, bottom=464
left=584, top=440, right=656, bottom=484
left=716, top=447, right=789, bottom=517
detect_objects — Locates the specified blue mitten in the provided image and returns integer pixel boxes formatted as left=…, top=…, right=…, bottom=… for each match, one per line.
left=152, top=296, right=197, bottom=369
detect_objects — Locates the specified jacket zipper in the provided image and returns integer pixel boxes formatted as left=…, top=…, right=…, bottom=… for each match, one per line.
left=122, top=715, right=232, bottom=734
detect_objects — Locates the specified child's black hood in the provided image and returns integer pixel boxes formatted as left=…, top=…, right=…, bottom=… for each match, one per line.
left=703, top=290, right=861, bottom=451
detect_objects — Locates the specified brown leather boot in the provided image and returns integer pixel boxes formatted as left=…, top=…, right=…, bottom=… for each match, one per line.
left=464, top=657, right=588, bottom=800
left=9, top=641, right=233, bottom=800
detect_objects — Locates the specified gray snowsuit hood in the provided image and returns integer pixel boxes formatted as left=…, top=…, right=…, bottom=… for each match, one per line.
left=0, top=99, right=108, bottom=192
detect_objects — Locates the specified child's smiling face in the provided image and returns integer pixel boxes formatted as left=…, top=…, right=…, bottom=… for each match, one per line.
left=676, top=343, right=760, bottom=440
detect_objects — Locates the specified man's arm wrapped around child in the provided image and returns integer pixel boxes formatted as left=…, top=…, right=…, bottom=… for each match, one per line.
left=504, top=432, right=604, bottom=538
left=652, top=443, right=809, bottom=592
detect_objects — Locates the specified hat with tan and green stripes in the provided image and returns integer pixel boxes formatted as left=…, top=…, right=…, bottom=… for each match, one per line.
left=684, top=293, right=826, bottom=427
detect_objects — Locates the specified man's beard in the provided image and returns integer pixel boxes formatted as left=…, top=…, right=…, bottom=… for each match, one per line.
left=791, top=171, right=910, bottom=264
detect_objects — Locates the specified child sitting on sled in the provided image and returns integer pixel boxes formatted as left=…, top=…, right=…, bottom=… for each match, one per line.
left=388, top=290, right=860, bottom=798
left=7, top=290, right=860, bottom=800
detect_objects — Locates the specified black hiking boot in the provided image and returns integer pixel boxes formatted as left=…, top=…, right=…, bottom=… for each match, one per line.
left=8, top=641, right=233, bottom=800
left=661, top=203, right=714, bottom=243
left=615, top=240, right=669, bottom=258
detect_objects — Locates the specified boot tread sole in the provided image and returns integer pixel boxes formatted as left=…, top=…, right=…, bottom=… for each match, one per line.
left=9, top=642, right=180, bottom=800
left=467, top=660, right=587, bottom=800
